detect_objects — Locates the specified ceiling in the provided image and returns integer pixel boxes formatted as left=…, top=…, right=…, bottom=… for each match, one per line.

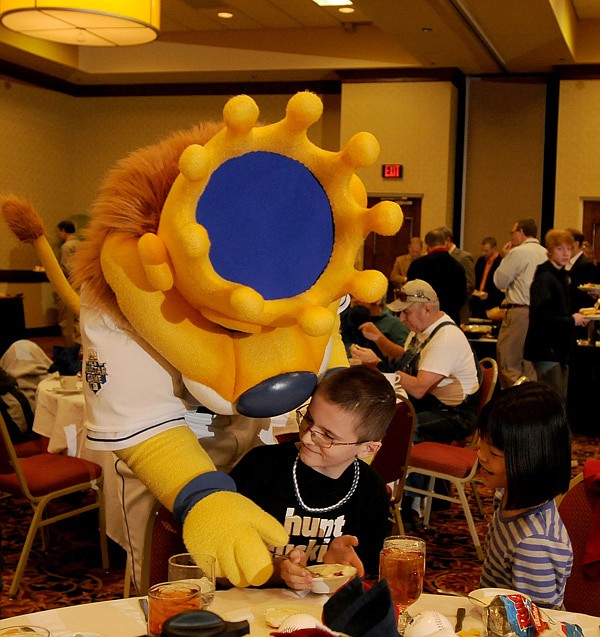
left=1, top=0, right=600, bottom=89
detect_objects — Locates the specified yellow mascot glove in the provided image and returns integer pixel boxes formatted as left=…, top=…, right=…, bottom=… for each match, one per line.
left=116, top=426, right=288, bottom=587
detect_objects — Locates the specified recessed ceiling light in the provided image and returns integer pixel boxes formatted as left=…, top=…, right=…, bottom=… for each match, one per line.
left=218, top=11, right=233, bottom=18
left=339, top=7, right=355, bottom=13
left=311, top=0, right=353, bottom=7
left=421, top=26, right=433, bottom=32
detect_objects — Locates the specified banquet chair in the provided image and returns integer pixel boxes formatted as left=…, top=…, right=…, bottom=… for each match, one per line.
left=370, top=395, right=417, bottom=534
left=404, top=357, right=499, bottom=560
left=0, top=412, right=109, bottom=597
left=558, top=473, right=600, bottom=616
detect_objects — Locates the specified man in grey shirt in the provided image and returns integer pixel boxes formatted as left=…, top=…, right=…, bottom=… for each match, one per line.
left=493, top=218, right=547, bottom=388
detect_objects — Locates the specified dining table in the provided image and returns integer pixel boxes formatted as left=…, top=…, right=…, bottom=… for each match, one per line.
left=0, top=588, right=598, bottom=636
left=32, top=376, right=132, bottom=551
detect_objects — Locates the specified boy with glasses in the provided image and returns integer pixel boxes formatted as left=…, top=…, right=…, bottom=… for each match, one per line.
left=229, top=366, right=396, bottom=590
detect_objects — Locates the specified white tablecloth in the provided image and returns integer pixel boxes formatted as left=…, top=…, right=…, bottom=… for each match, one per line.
left=32, top=377, right=132, bottom=550
left=0, top=590, right=598, bottom=637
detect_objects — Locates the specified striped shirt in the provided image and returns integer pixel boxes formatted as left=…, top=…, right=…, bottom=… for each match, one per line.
left=480, top=497, right=572, bottom=609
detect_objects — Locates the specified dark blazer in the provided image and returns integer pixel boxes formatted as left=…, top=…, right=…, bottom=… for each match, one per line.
left=407, top=249, right=467, bottom=325
left=568, top=253, right=599, bottom=313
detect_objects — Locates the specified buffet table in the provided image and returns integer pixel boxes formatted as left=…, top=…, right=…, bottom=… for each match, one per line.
left=0, top=590, right=598, bottom=637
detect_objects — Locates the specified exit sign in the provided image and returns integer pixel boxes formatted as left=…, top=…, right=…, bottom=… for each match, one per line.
left=382, top=164, right=403, bottom=179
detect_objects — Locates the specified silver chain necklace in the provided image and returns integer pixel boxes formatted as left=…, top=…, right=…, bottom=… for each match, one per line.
left=292, top=454, right=360, bottom=513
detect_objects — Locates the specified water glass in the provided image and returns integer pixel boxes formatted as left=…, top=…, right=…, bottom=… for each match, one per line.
left=167, top=552, right=216, bottom=608
left=379, top=535, right=426, bottom=635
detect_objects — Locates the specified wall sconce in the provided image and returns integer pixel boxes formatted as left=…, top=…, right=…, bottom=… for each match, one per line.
left=0, top=0, right=160, bottom=46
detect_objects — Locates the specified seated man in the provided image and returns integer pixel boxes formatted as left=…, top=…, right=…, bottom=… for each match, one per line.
left=355, top=279, right=480, bottom=443
left=229, top=366, right=396, bottom=590
left=341, top=295, right=409, bottom=366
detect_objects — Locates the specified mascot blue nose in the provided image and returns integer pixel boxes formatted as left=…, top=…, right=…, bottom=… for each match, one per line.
left=236, top=372, right=318, bottom=418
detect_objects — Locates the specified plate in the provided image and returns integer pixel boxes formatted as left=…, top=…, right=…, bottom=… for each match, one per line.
left=578, top=284, right=600, bottom=292
left=579, top=308, right=600, bottom=319
left=306, top=564, right=356, bottom=594
left=462, top=324, right=492, bottom=334
left=467, top=588, right=530, bottom=615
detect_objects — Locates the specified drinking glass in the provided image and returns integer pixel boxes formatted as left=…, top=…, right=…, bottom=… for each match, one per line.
left=379, top=535, right=426, bottom=635
left=167, top=552, right=216, bottom=608
left=147, top=580, right=201, bottom=637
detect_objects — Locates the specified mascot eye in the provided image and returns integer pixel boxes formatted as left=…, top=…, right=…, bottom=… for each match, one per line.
left=196, top=151, right=333, bottom=301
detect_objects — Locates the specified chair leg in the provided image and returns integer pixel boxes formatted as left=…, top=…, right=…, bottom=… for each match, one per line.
left=123, top=554, right=133, bottom=598
left=454, top=480, right=484, bottom=561
left=471, top=480, right=485, bottom=517
left=422, top=475, right=436, bottom=526
left=9, top=502, right=46, bottom=597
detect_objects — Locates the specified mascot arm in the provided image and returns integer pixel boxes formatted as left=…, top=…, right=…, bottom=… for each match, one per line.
left=328, top=318, right=351, bottom=369
left=115, top=426, right=288, bottom=587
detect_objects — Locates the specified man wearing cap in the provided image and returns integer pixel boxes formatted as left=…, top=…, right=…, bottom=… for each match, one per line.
left=493, top=218, right=547, bottom=388
left=357, top=280, right=480, bottom=443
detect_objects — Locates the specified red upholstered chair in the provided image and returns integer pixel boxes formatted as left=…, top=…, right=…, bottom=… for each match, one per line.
left=123, top=500, right=187, bottom=596
left=0, top=413, right=109, bottom=597
left=558, top=473, right=600, bottom=616
left=370, top=395, right=417, bottom=534
left=403, top=357, right=499, bottom=560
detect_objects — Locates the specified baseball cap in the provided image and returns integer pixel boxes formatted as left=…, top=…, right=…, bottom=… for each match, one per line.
left=387, top=279, right=438, bottom=312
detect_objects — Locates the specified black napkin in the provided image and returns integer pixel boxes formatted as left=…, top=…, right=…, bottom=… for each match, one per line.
left=48, top=344, right=82, bottom=376
left=323, top=577, right=399, bottom=637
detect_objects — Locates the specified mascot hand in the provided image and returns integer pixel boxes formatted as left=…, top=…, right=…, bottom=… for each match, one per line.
left=183, top=491, right=288, bottom=587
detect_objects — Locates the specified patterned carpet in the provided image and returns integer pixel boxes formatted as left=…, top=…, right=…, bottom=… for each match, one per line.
left=1, top=433, right=598, bottom=620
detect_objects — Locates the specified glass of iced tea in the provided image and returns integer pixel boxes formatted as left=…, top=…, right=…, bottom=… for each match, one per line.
left=379, top=535, right=426, bottom=634
left=147, top=581, right=202, bottom=637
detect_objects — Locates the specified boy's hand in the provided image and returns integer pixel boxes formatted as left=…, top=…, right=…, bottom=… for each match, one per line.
left=323, top=535, right=365, bottom=577
left=279, top=548, right=314, bottom=591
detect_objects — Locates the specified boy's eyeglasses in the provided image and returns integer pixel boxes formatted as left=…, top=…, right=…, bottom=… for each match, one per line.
left=295, top=409, right=366, bottom=449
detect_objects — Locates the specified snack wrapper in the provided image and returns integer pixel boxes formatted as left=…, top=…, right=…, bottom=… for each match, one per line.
left=483, top=594, right=584, bottom=637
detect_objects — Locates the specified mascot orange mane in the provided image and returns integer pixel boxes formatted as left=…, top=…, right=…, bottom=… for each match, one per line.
left=2, top=92, right=402, bottom=587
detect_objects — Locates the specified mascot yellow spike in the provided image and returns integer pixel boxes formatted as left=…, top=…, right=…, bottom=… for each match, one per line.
left=1, top=92, right=403, bottom=587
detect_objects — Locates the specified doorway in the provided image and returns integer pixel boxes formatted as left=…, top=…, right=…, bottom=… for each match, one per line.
left=582, top=200, right=600, bottom=264
left=362, top=195, right=422, bottom=299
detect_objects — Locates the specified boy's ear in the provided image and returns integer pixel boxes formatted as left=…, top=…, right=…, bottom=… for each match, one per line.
left=357, top=440, right=381, bottom=459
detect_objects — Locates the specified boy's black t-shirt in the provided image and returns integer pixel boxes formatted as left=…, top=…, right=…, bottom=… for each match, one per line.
left=229, top=441, right=391, bottom=577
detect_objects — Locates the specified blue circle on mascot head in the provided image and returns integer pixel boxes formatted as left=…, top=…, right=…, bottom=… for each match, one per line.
left=196, top=151, right=334, bottom=300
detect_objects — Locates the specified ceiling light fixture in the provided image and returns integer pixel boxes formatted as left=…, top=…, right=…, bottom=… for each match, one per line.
left=338, top=7, right=354, bottom=14
left=217, top=11, right=233, bottom=19
left=0, top=0, right=160, bottom=46
left=311, top=0, right=353, bottom=7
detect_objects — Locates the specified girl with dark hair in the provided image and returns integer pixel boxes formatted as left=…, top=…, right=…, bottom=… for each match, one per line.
left=477, top=382, right=573, bottom=609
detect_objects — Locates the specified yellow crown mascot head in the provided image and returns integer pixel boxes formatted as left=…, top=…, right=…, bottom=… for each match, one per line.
left=2, top=92, right=402, bottom=587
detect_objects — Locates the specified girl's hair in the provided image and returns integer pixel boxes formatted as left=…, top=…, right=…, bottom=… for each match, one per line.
left=477, top=382, right=571, bottom=509
left=314, top=366, right=396, bottom=441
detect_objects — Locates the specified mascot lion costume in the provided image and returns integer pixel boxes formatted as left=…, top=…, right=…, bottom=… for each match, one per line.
left=2, top=92, right=402, bottom=588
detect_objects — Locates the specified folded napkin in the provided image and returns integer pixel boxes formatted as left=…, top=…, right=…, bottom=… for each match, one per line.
left=582, top=459, right=600, bottom=578
left=322, top=577, right=398, bottom=637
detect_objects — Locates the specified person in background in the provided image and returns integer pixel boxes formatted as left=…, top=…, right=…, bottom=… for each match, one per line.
left=493, top=218, right=547, bottom=388
left=406, top=228, right=467, bottom=325
left=356, top=280, right=479, bottom=443
left=56, top=220, right=81, bottom=346
left=438, top=226, right=475, bottom=296
left=581, top=241, right=596, bottom=264
left=470, top=236, right=504, bottom=319
left=389, top=236, right=423, bottom=291
left=565, top=228, right=598, bottom=325
left=477, top=382, right=572, bottom=609
left=524, top=229, right=589, bottom=397
left=341, top=296, right=408, bottom=369
left=229, top=366, right=396, bottom=590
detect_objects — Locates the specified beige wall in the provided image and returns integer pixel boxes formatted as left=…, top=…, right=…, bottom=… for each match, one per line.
left=0, top=85, right=337, bottom=327
left=462, top=78, right=547, bottom=256
left=340, top=81, right=458, bottom=233
left=555, top=80, right=600, bottom=227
